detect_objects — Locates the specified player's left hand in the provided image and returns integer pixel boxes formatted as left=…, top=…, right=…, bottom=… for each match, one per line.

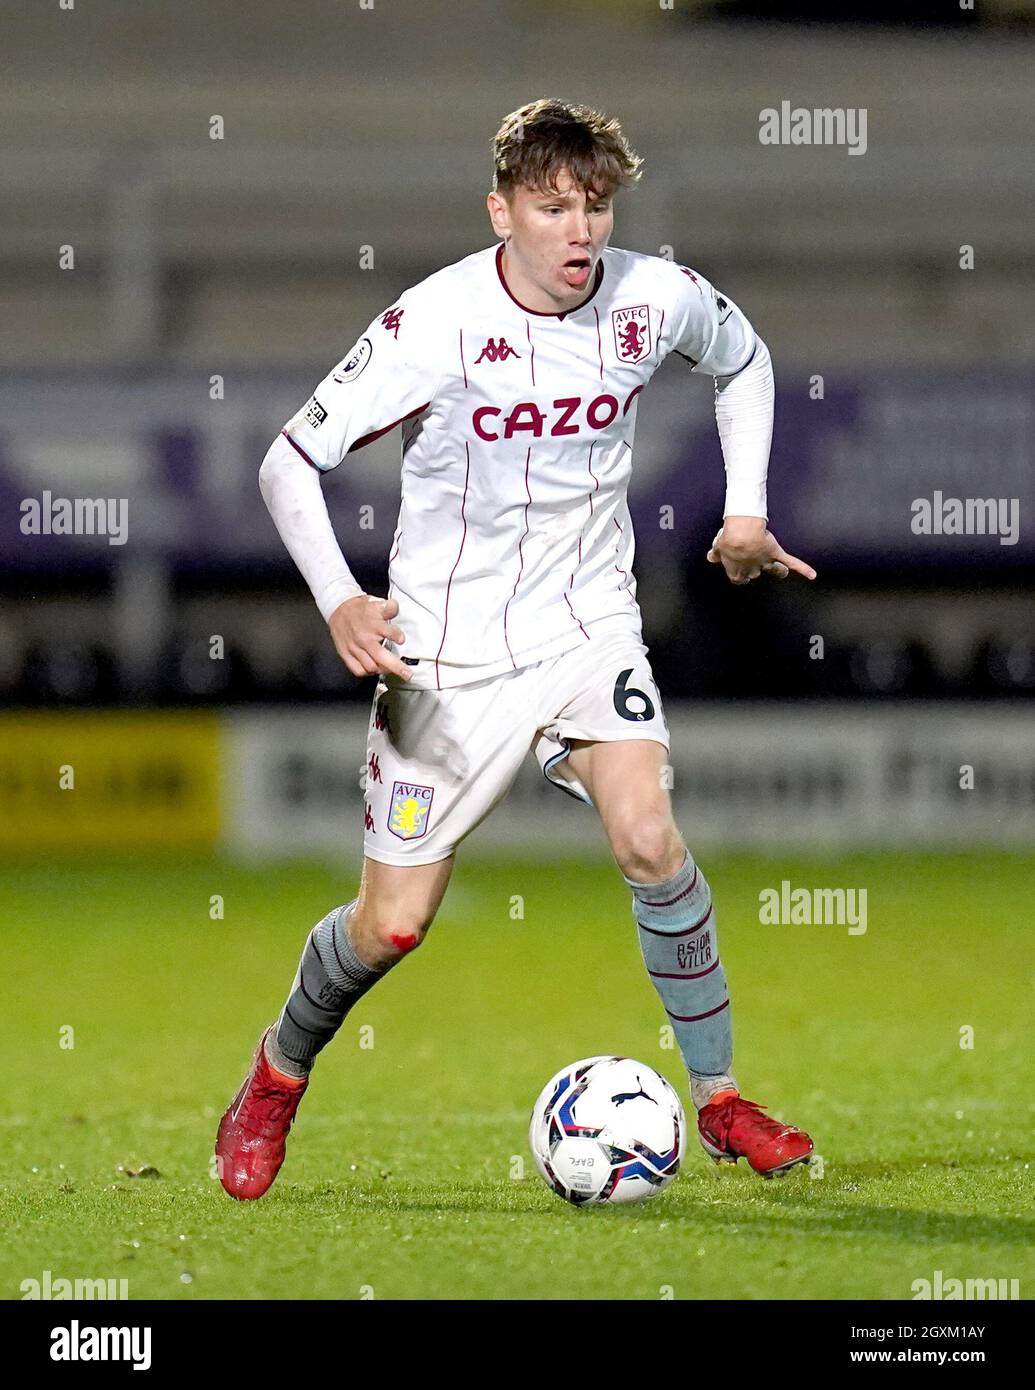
left=706, top=516, right=817, bottom=585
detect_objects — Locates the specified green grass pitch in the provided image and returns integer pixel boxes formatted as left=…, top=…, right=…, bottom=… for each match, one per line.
left=1, top=850, right=1032, bottom=1301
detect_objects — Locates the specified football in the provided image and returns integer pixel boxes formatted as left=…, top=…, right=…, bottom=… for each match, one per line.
left=528, top=1055, right=686, bottom=1206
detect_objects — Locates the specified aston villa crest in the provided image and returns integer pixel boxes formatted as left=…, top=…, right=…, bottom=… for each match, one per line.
left=612, top=305, right=652, bottom=364
left=388, top=780, right=434, bottom=841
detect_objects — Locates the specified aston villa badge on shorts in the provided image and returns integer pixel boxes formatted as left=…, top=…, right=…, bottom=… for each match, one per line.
left=388, top=780, right=434, bottom=840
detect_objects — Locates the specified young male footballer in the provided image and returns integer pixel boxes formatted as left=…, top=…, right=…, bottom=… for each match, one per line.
left=216, top=99, right=817, bottom=1199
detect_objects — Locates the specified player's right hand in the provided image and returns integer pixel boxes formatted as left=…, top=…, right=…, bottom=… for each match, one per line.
left=327, top=594, right=412, bottom=682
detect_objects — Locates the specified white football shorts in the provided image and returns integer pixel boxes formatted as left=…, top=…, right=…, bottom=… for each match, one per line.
left=361, top=626, right=670, bottom=865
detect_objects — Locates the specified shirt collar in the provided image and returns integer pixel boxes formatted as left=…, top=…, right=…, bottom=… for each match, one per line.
left=494, top=243, right=605, bottom=320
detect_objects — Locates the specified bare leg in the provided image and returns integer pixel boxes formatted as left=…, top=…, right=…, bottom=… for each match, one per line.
left=563, top=738, right=685, bottom=882
left=348, top=853, right=456, bottom=967
left=564, top=738, right=736, bottom=1108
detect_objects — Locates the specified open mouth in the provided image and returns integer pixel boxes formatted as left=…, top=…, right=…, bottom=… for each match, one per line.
left=562, top=255, right=592, bottom=287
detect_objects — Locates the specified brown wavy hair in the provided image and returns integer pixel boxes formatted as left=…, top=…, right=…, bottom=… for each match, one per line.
left=491, top=99, right=643, bottom=200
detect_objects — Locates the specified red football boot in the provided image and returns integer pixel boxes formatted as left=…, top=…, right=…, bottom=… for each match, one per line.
left=214, top=1028, right=309, bottom=1200
left=697, top=1090, right=813, bottom=1177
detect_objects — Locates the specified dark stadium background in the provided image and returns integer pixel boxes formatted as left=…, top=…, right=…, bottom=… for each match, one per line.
left=1, top=0, right=1032, bottom=1316
left=2, top=0, right=1032, bottom=712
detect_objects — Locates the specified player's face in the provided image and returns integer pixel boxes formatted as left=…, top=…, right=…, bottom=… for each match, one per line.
left=490, top=166, right=614, bottom=310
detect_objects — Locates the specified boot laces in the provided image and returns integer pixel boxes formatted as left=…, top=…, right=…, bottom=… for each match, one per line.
left=725, top=1097, right=791, bottom=1138
left=237, top=1077, right=302, bottom=1137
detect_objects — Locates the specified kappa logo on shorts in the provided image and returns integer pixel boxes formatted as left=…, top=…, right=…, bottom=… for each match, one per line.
left=388, top=780, right=434, bottom=840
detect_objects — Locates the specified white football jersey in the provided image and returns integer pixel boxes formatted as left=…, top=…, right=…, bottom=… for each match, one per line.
left=283, top=243, right=760, bottom=689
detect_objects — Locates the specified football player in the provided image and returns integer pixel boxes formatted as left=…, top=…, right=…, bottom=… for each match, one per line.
left=216, top=98, right=816, bottom=1199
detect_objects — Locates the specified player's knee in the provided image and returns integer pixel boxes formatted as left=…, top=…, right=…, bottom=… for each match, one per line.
left=612, top=811, right=684, bottom=884
left=349, top=902, right=434, bottom=966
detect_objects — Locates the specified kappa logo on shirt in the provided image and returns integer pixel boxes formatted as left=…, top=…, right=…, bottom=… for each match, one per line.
left=679, top=264, right=730, bottom=322
left=380, top=307, right=405, bottom=339
left=612, top=305, right=653, bottom=363
left=711, top=286, right=733, bottom=325
left=474, top=337, right=521, bottom=364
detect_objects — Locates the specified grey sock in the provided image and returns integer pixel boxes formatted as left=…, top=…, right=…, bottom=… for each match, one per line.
left=624, top=849, right=737, bottom=1109
left=270, top=900, right=392, bottom=1076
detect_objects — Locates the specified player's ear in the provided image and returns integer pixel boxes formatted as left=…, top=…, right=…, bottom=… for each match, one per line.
left=486, top=189, right=511, bottom=238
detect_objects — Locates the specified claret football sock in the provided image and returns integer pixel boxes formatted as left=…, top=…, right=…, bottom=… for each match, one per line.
left=623, top=849, right=737, bottom=1109
left=269, top=899, right=394, bottom=1077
